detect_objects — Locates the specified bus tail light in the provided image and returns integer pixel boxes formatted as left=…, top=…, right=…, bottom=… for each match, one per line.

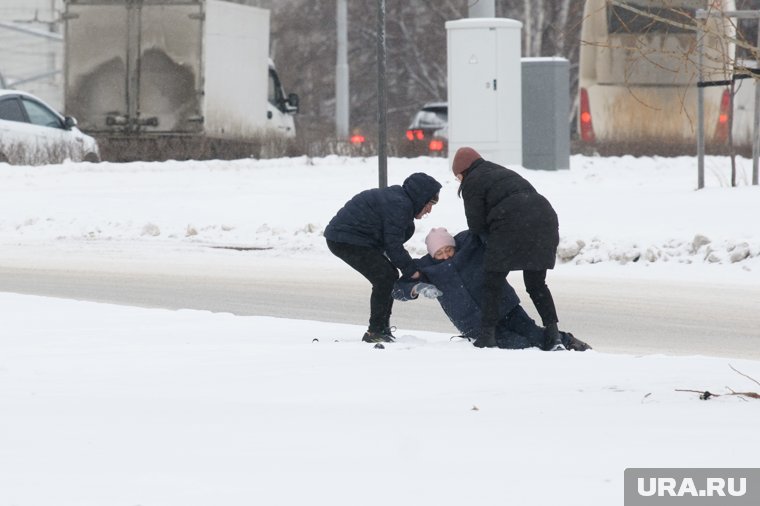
left=579, top=88, right=595, bottom=143
left=714, top=88, right=731, bottom=143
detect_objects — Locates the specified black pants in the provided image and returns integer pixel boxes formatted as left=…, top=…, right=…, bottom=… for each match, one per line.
left=482, top=269, right=558, bottom=329
left=326, top=239, right=398, bottom=332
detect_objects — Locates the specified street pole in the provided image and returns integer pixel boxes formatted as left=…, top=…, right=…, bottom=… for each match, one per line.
left=696, top=12, right=705, bottom=190
left=335, top=0, right=349, bottom=140
left=696, top=9, right=760, bottom=187
left=468, top=0, right=495, bottom=17
left=377, top=0, right=387, bottom=188
left=754, top=19, right=760, bottom=185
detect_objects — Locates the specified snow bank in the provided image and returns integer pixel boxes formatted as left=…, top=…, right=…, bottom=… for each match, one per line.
left=1, top=154, right=758, bottom=277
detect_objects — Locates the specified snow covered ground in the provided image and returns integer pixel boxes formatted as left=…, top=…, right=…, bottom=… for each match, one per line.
left=1, top=154, right=759, bottom=505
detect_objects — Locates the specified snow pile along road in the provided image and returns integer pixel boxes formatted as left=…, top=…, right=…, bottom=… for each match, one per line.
left=0, top=154, right=758, bottom=277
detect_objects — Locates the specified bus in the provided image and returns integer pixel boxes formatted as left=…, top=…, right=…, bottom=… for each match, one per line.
left=578, top=0, right=741, bottom=149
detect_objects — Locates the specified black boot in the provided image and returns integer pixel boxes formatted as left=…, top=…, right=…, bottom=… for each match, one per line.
left=362, top=330, right=394, bottom=343
left=381, top=326, right=397, bottom=341
left=544, top=323, right=565, bottom=351
left=474, top=327, right=497, bottom=348
left=564, top=332, right=591, bottom=351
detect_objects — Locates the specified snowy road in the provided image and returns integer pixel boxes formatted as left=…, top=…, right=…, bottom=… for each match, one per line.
left=2, top=249, right=758, bottom=360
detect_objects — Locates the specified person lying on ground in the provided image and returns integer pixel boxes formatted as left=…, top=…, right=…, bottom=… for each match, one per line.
left=393, top=227, right=591, bottom=351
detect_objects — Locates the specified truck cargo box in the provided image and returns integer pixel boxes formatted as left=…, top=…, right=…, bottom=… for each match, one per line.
left=64, top=0, right=287, bottom=138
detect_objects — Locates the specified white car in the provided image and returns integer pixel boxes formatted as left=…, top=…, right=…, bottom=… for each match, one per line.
left=0, top=89, right=100, bottom=165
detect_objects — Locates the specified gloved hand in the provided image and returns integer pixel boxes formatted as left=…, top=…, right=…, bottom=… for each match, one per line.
left=415, top=283, right=443, bottom=299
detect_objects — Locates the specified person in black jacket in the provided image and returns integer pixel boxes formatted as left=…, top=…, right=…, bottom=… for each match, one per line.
left=324, top=172, right=442, bottom=343
left=452, top=147, right=564, bottom=350
left=393, top=228, right=590, bottom=351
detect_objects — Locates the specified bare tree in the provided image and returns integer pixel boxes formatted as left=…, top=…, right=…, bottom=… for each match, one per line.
left=270, top=0, right=584, bottom=150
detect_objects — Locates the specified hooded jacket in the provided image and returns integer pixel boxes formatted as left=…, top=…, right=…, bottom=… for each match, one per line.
left=324, top=172, right=441, bottom=278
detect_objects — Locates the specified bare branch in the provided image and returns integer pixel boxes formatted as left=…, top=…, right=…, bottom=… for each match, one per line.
left=675, top=388, right=760, bottom=400
left=417, top=0, right=463, bottom=24
left=729, top=364, right=760, bottom=387
left=609, top=0, right=760, bottom=58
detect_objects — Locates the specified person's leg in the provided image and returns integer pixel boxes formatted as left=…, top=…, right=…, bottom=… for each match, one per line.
left=373, top=282, right=396, bottom=336
left=476, top=270, right=507, bottom=348
left=494, top=322, right=535, bottom=349
left=522, top=269, right=557, bottom=325
left=504, top=305, right=591, bottom=351
left=326, top=240, right=398, bottom=337
left=382, top=292, right=396, bottom=338
left=523, top=269, right=564, bottom=350
left=503, top=305, right=544, bottom=348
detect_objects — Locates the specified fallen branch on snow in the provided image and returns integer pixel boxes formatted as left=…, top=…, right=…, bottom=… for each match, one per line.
left=675, top=365, right=760, bottom=401
left=675, top=389, right=760, bottom=400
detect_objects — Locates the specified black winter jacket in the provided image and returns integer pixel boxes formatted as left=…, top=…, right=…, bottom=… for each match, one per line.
left=324, top=172, right=441, bottom=278
left=461, top=159, right=559, bottom=271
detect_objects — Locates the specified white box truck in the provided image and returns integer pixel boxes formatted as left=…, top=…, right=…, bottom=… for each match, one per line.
left=63, top=0, right=298, bottom=138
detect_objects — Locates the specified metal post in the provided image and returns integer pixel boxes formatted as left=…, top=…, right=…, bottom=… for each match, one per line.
left=696, top=11, right=705, bottom=190
left=468, top=0, right=495, bottom=18
left=335, top=0, right=349, bottom=139
left=695, top=8, right=760, bottom=186
left=754, top=19, right=760, bottom=185
left=126, top=2, right=141, bottom=132
left=377, top=0, right=387, bottom=189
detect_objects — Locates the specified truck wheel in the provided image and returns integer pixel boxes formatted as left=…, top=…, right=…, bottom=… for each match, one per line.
left=84, top=152, right=100, bottom=163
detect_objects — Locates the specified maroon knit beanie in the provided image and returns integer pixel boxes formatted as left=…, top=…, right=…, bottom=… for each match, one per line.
left=451, top=147, right=482, bottom=176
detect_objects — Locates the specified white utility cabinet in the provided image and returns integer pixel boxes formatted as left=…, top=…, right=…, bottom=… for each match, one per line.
left=446, top=18, right=523, bottom=167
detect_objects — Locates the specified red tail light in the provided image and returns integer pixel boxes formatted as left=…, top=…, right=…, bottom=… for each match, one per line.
left=714, top=88, right=731, bottom=143
left=405, top=129, right=425, bottom=141
left=429, top=139, right=444, bottom=152
left=579, top=88, right=595, bottom=143
left=350, top=134, right=365, bottom=145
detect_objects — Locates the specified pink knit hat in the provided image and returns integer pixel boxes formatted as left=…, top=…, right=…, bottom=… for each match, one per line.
left=425, top=227, right=456, bottom=256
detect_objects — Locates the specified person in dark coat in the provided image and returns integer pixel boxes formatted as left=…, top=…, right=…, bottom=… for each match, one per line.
left=393, top=228, right=590, bottom=351
left=452, top=147, right=564, bottom=350
left=325, top=172, right=442, bottom=343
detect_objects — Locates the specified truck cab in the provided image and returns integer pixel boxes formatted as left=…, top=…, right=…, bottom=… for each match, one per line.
left=267, top=59, right=298, bottom=138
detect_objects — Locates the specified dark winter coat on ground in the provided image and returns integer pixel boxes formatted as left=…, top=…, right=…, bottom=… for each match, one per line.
left=324, top=173, right=442, bottom=278
left=460, top=159, right=559, bottom=272
left=393, top=230, right=548, bottom=348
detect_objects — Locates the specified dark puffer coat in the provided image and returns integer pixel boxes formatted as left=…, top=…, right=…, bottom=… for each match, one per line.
left=393, top=230, right=574, bottom=349
left=393, top=231, right=521, bottom=341
left=461, top=159, right=559, bottom=272
left=324, top=172, right=441, bottom=278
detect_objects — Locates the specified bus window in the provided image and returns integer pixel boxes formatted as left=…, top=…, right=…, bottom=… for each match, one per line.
left=579, top=0, right=740, bottom=148
left=607, top=4, right=695, bottom=34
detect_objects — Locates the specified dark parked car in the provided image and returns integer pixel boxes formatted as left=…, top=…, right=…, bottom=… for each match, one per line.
left=401, top=102, right=448, bottom=157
